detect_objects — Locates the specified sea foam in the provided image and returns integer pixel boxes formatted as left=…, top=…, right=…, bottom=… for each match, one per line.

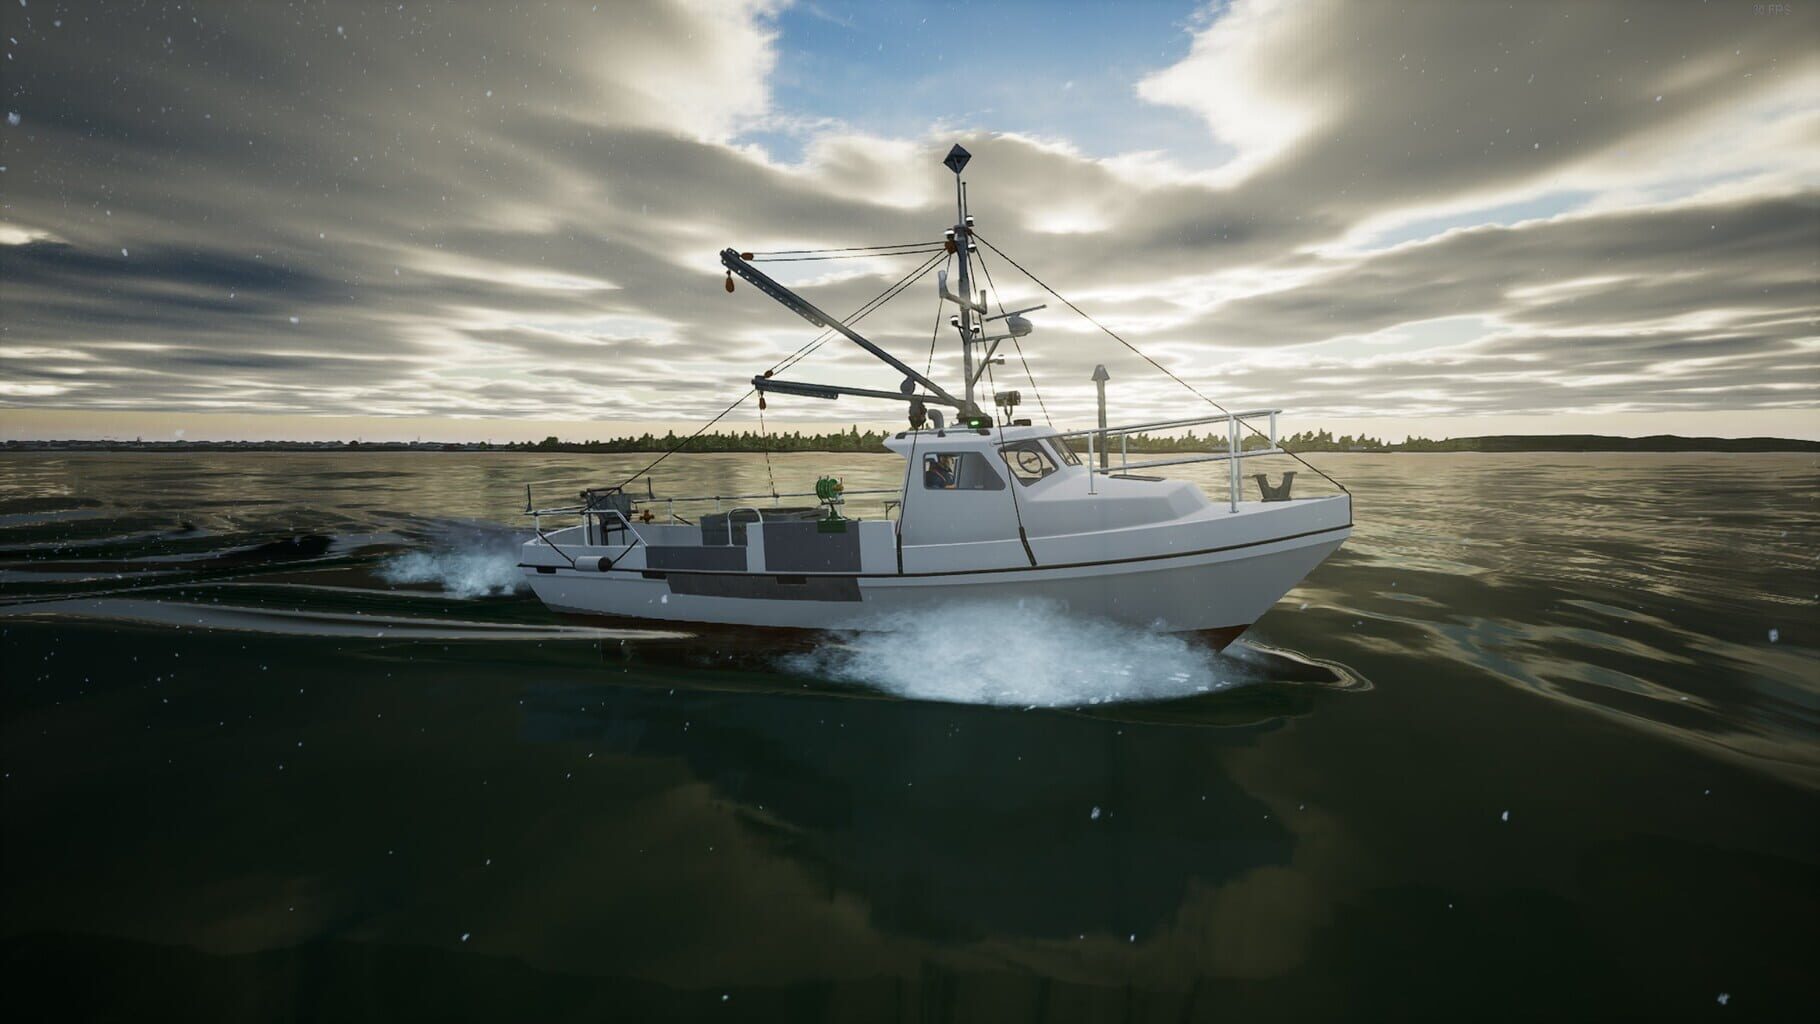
left=783, top=599, right=1257, bottom=706
left=379, top=526, right=526, bottom=599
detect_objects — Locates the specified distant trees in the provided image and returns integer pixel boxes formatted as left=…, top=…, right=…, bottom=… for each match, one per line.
left=1279, top=429, right=1389, bottom=452
left=505, top=426, right=898, bottom=453
left=10, top=430, right=1815, bottom=455
left=498, top=426, right=1407, bottom=453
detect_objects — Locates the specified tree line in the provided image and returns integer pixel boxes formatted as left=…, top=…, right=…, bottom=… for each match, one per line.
left=509, top=426, right=1395, bottom=453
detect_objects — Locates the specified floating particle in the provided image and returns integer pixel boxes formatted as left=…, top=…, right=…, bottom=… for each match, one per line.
left=5, top=112, right=17, bottom=126
left=1768, top=628, right=1779, bottom=643
left=1090, top=806, right=1101, bottom=820
left=1500, top=810, right=1510, bottom=822
left=460, top=932, right=470, bottom=942
left=1717, top=993, right=1729, bottom=1006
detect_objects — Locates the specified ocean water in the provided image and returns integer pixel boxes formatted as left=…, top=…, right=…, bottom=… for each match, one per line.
left=0, top=451, right=1814, bottom=1020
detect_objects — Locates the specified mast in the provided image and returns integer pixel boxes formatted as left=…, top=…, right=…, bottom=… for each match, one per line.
left=944, top=144, right=982, bottom=417
left=719, top=143, right=1019, bottom=425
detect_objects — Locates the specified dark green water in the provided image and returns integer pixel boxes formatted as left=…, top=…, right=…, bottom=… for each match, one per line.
left=1, top=452, right=1815, bottom=1021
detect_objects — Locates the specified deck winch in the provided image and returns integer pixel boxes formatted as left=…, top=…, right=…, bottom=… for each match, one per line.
left=815, top=475, right=849, bottom=531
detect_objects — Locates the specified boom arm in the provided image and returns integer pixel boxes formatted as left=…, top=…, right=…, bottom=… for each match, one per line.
left=752, top=376, right=963, bottom=408
left=720, top=249, right=961, bottom=408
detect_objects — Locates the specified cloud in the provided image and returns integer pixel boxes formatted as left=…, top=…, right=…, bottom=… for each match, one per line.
left=0, top=0, right=1813, bottom=434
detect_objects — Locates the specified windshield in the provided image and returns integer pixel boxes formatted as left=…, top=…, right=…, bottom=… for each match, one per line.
left=999, top=441, right=1059, bottom=485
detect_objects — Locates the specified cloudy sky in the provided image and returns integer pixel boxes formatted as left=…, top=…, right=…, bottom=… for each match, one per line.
left=1, top=0, right=1815, bottom=441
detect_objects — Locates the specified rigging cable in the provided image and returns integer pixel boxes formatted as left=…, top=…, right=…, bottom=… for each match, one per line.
left=757, top=391, right=778, bottom=501
left=981, top=342, right=1038, bottom=566
left=745, top=247, right=945, bottom=263
left=973, top=233, right=1349, bottom=496
left=970, top=246, right=1052, bottom=427
left=613, top=387, right=758, bottom=494
left=772, top=249, right=947, bottom=376
left=743, top=240, right=944, bottom=258
left=902, top=252, right=960, bottom=574
left=897, top=254, right=953, bottom=573
left=614, top=249, right=949, bottom=491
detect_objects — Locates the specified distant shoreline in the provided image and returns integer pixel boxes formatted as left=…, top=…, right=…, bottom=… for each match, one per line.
left=4, top=433, right=1815, bottom=454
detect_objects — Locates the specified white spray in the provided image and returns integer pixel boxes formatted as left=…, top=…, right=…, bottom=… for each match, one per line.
left=784, top=599, right=1260, bottom=707
left=379, top=524, right=527, bottom=599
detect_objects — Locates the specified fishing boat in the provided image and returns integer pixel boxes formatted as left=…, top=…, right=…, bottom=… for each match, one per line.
left=519, top=145, right=1351, bottom=646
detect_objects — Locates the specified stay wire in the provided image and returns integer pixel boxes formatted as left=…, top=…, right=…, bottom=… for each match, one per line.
left=771, top=249, right=947, bottom=376
left=748, top=247, right=945, bottom=263
left=745, top=240, right=945, bottom=257
left=970, top=246, right=1052, bottom=427
left=617, top=249, right=948, bottom=492
left=898, top=255, right=953, bottom=569
left=613, top=388, right=757, bottom=492
left=757, top=394, right=778, bottom=500
left=982, top=346, right=1038, bottom=566
left=973, top=233, right=1349, bottom=496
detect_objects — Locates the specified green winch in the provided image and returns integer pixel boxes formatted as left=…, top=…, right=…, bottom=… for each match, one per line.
left=815, top=475, right=849, bottom=532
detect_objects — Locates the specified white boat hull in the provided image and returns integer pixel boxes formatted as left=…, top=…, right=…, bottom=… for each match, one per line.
left=520, top=495, right=1349, bottom=641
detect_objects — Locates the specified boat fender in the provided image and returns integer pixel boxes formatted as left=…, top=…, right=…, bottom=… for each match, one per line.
left=573, top=555, right=613, bottom=572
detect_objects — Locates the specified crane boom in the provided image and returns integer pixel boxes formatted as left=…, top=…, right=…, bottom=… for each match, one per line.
left=720, top=249, right=961, bottom=409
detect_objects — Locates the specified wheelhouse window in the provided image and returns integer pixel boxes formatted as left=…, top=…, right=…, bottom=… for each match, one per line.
left=1050, top=438, right=1081, bottom=466
left=922, top=452, right=1004, bottom=491
left=999, top=441, right=1059, bottom=485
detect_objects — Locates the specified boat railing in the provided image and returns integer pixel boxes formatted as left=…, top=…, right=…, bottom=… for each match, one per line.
left=1060, top=409, right=1285, bottom=510
left=523, top=484, right=902, bottom=536
left=641, top=487, right=900, bottom=515
left=523, top=502, right=649, bottom=564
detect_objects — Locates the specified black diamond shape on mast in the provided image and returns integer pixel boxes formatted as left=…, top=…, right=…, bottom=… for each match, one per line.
left=943, top=144, right=971, bottom=175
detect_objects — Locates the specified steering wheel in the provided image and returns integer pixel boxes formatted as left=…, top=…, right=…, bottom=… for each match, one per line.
left=1013, top=449, right=1046, bottom=475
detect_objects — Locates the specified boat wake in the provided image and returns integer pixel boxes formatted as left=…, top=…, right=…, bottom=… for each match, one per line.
left=0, top=596, right=684, bottom=641
left=783, top=600, right=1276, bottom=707
left=377, top=522, right=527, bottom=598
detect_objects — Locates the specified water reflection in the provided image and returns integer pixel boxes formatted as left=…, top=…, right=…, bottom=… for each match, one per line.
left=2, top=451, right=1816, bottom=1016
left=521, top=666, right=1313, bottom=944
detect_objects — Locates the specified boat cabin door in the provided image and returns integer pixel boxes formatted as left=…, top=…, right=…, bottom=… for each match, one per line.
left=899, top=447, right=1020, bottom=547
